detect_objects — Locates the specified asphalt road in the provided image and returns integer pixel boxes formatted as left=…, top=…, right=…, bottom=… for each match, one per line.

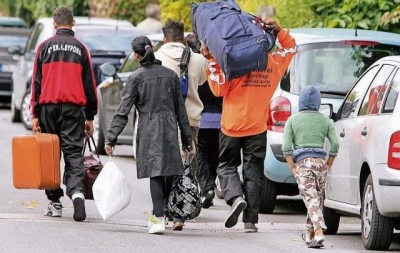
left=0, top=108, right=399, bottom=253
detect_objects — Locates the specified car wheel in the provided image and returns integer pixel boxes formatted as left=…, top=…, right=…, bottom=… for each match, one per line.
left=259, top=176, right=277, bottom=214
left=95, top=118, right=107, bottom=155
left=215, top=177, right=225, bottom=199
left=323, top=198, right=340, bottom=235
left=20, top=89, right=31, bottom=130
left=11, top=98, right=21, bottom=123
left=361, top=174, right=394, bottom=250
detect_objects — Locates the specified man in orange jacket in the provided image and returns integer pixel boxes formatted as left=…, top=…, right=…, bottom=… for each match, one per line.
left=200, top=19, right=297, bottom=232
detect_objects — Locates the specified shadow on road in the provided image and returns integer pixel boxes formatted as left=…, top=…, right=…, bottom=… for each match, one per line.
left=273, top=197, right=307, bottom=215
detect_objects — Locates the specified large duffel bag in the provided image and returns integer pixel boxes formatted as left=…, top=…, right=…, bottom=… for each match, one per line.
left=191, top=0, right=276, bottom=80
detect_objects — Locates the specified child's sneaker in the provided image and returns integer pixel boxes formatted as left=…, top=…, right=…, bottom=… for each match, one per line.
left=148, top=215, right=165, bottom=234
left=44, top=201, right=62, bottom=217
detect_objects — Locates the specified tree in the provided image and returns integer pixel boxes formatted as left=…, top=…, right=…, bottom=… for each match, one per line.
left=160, top=0, right=274, bottom=32
left=309, top=0, right=400, bottom=32
left=91, top=0, right=155, bottom=26
left=269, top=0, right=316, bottom=28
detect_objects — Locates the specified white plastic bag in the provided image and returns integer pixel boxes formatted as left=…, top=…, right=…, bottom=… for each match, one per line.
left=92, top=160, right=131, bottom=220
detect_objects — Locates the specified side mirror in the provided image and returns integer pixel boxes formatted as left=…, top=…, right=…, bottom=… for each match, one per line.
left=319, top=103, right=333, bottom=119
left=7, top=45, right=23, bottom=55
left=99, top=63, right=117, bottom=77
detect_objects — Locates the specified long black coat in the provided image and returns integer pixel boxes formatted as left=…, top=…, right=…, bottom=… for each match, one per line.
left=106, top=60, right=192, bottom=179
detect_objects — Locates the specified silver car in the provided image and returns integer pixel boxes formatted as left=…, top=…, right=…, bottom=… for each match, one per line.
left=323, top=56, right=400, bottom=251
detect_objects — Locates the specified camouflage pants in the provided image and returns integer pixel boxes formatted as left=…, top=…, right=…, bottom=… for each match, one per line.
left=295, top=157, right=328, bottom=232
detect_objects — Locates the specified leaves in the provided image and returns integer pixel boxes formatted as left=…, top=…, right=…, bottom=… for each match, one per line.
left=309, top=0, right=400, bottom=32
left=8, top=200, right=39, bottom=209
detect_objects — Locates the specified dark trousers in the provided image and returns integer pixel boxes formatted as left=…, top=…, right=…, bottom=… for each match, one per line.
left=40, top=104, right=86, bottom=200
left=150, top=175, right=184, bottom=222
left=196, top=128, right=219, bottom=196
left=218, top=131, right=266, bottom=223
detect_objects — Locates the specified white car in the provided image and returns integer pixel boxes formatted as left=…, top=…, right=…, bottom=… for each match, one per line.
left=323, top=55, right=400, bottom=250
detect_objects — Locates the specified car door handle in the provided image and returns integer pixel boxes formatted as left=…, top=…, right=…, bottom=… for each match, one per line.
left=361, top=128, right=368, bottom=136
left=340, top=129, right=345, bottom=138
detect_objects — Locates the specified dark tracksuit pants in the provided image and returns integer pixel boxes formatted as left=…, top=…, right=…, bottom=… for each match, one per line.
left=40, top=104, right=86, bottom=201
left=196, top=128, right=220, bottom=196
left=218, top=131, right=266, bottom=223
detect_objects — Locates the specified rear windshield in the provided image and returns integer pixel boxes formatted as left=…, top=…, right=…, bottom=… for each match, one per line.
left=75, top=28, right=150, bottom=52
left=0, top=35, right=28, bottom=48
left=281, top=42, right=400, bottom=97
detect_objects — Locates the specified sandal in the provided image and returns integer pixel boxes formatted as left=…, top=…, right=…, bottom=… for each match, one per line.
left=308, top=239, right=324, bottom=249
left=301, top=232, right=313, bottom=245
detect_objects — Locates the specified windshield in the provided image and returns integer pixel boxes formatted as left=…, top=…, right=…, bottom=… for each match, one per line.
left=75, top=28, right=140, bottom=52
left=0, top=35, right=28, bottom=48
left=119, top=51, right=140, bottom=73
left=281, top=42, right=400, bottom=97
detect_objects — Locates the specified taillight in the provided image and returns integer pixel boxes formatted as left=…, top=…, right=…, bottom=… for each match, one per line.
left=388, top=131, right=400, bottom=170
left=267, top=96, right=291, bottom=133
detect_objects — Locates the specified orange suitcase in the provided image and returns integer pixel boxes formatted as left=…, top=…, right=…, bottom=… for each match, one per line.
left=12, top=133, right=61, bottom=189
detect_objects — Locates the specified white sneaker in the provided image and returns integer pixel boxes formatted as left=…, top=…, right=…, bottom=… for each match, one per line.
left=44, top=201, right=62, bottom=217
left=148, top=216, right=165, bottom=234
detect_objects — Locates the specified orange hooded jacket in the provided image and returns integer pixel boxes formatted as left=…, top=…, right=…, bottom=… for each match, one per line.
left=206, top=29, right=297, bottom=137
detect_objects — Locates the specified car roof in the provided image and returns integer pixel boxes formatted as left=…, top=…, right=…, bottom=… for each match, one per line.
left=0, top=16, right=28, bottom=28
left=289, top=28, right=400, bottom=46
left=374, top=55, right=400, bottom=64
left=35, top=16, right=134, bottom=27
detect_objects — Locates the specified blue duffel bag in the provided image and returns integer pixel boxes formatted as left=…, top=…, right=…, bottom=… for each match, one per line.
left=191, top=0, right=276, bottom=80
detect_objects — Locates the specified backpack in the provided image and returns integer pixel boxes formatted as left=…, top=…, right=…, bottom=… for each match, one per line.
left=191, top=0, right=277, bottom=80
left=168, top=153, right=202, bottom=220
left=179, top=47, right=191, bottom=101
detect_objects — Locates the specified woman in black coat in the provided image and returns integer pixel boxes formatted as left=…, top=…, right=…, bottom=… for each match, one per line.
left=104, top=36, right=192, bottom=235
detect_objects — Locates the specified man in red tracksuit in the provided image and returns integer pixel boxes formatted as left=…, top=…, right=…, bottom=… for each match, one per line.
left=30, top=6, right=98, bottom=222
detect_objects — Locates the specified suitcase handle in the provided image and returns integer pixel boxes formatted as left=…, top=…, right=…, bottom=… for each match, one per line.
left=82, top=134, right=100, bottom=158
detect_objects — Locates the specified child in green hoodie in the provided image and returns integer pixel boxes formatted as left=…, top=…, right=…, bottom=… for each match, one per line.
left=282, top=85, right=339, bottom=248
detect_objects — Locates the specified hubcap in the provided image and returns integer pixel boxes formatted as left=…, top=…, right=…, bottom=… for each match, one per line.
left=362, top=185, right=373, bottom=239
left=21, top=92, right=31, bottom=127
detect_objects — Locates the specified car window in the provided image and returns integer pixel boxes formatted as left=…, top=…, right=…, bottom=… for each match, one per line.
left=338, top=65, right=379, bottom=120
left=358, top=64, right=395, bottom=116
left=119, top=52, right=140, bottom=73
left=383, top=69, right=400, bottom=113
left=25, top=23, right=44, bottom=57
left=282, top=42, right=400, bottom=98
left=75, top=28, right=132, bottom=52
left=0, top=35, right=28, bottom=48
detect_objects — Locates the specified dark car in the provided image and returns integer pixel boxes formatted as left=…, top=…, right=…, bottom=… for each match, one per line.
left=94, top=33, right=173, bottom=155
left=0, top=17, right=28, bottom=28
left=0, top=27, right=30, bottom=104
left=94, top=32, right=192, bottom=156
left=9, top=17, right=153, bottom=129
left=94, top=52, right=139, bottom=155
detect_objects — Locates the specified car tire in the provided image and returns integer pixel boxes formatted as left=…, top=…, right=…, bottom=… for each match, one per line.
left=95, top=118, right=107, bottom=155
left=259, top=176, right=277, bottom=214
left=361, top=174, right=394, bottom=250
left=20, top=89, right=31, bottom=130
left=323, top=203, right=340, bottom=235
left=11, top=100, right=21, bottom=123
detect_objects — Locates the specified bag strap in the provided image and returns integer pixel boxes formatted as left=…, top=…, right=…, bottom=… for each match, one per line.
left=183, top=152, right=193, bottom=177
left=82, top=134, right=101, bottom=159
left=179, top=47, right=191, bottom=76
